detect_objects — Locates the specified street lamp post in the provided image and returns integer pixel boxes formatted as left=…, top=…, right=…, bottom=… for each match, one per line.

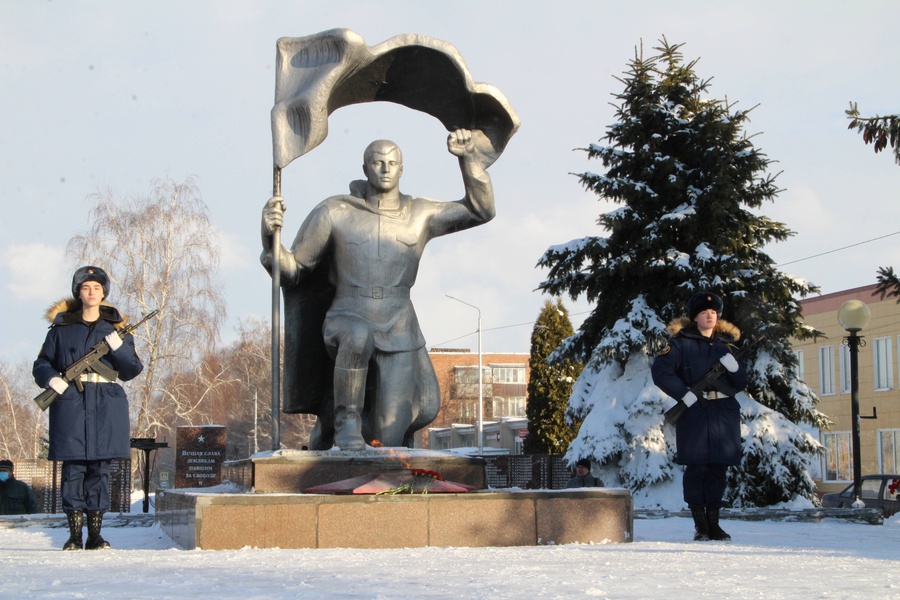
left=446, top=295, right=484, bottom=455
left=837, top=299, right=871, bottom=506
left=253, top=388, right=259, bottom=456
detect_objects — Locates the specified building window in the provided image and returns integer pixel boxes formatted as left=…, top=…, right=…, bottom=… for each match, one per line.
left=823, top=431, right=852, bottom=482
left=874, top=336, right=893, bottom=390
left=453, top=366, right=491, bottom=399
left=492, top=366, right=525, bottom=383
left=818, top=346, right=835, bottom=396
left=792, top=349, right=804, bottom=381
left=491, top=396, right=526, bottom=418
left=839, top=343, right=851, bottom=394
left=879, top=429, right=900, bottom=474
left=459, top=400, right=478, bottom=421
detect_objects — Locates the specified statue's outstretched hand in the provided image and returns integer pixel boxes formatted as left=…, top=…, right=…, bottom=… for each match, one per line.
left=263, top=196, right=285, bottom=235
left=447, top=128, right=475, bottom=157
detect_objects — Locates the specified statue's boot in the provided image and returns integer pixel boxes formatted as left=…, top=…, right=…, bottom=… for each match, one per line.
left=333, top=367, right=367, bottom=451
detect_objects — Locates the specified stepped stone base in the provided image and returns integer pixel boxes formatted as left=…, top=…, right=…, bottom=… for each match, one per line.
left=157, top=487, right=634, bottom=550
left=157, top=449, right=633, bottom=549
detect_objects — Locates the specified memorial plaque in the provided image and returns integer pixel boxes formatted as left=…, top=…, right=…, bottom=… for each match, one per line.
left=175, top=425, right=227, bottom=488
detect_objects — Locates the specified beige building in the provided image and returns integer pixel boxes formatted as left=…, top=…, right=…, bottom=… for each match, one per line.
left=793, top=284, right=900, bottom=495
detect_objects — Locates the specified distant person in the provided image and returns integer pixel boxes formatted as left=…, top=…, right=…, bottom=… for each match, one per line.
left=0, top=459, right=38, bottom=515
left=33, top=266, right=145, bottom=550
left=565, top=458, right=604, bottom=488
left=651, top=292, right=748, bottom=542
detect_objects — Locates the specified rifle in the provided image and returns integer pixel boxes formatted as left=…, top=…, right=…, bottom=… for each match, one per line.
left=664, top=335, right=765, bottom=425
left=33, top=309, right=159, bottom=411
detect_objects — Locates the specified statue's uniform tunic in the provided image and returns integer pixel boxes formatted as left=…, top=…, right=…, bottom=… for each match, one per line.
left=285, top=194, right=485, bottom=352
left=268, top=190, right=489, bottom=448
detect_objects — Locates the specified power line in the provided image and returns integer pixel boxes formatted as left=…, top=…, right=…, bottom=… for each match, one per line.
left=430, top=310, right=593, bottom=349
left=433, top=231, right=900, bottom=348
left=777, top=230, right=900, bottom=267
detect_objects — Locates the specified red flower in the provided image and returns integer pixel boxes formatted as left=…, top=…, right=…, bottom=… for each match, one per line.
left=376, top=469, right=445, bottom=495
left=889, top=478, right=900, bottom=497
left=411, top=468, right=443, bottom=481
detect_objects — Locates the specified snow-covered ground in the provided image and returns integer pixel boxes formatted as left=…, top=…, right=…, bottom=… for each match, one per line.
left=1, top=502, right=897, bottom=599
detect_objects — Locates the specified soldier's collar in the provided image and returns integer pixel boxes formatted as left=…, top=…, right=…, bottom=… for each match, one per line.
left=343, top=194, right=411, bottom=219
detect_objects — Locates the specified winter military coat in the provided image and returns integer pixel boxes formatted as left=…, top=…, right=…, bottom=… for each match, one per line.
left=32, top=300, right=143, bottom=461
left=651, top=318, right=748, bottom=466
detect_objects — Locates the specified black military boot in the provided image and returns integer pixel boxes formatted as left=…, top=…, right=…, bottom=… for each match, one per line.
left=690, top=505, right=710, bottom=541
left=706, top=506, right=732, bottom=541
left=84, top=510, right=111, bottom=550
left=62, top=510, right=84, bottom=550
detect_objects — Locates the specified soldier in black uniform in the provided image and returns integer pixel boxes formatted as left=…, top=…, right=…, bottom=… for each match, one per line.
left=652, top=292, right=748, bottom=541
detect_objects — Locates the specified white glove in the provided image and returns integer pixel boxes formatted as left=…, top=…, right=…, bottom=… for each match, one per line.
left=49, top=377, right=69, bottom=395
left=105, top=332, right=123, bottom=351
left=681, top=390, right=698, bottom=407
left=719, top=353, right=739, bottom=373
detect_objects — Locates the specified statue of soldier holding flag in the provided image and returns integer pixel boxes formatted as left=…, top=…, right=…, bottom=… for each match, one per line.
left=261, top=29, right=518, bottom=451
left=262, top=129, right=493, bottom=450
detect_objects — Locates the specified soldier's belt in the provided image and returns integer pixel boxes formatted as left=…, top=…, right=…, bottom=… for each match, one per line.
left=78, top=373, right=115, bottom=384
left=703, top=391, right=725, bottom=400
left=335, top=285, right=411, bottom=299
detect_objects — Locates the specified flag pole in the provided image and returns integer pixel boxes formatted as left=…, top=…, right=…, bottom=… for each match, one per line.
left=270, top=165, right=282, bottom=451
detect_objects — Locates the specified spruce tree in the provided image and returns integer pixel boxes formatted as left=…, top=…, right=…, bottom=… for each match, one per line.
left=539, top=39, right=826, bottom=507
left=523, top=299, right=584, bottom=454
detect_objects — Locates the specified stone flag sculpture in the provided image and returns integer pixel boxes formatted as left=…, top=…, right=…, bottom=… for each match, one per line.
left=272, top=28, right=519, bottom=168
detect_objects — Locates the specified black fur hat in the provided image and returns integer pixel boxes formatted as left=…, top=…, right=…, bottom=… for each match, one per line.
left=72, top=266, right=110, bottom=299
left=687, top=292, right=723, bottom=321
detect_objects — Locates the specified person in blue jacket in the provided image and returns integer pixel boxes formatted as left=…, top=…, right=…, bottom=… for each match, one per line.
left=33, top=266, right=144, bottom=550
left=651, top=292, right=748, bottom=542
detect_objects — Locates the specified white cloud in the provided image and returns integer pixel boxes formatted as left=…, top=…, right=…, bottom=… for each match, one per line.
left=1, top=243, right=67, bottom=301
left=215, top=227, right=253, bottom=269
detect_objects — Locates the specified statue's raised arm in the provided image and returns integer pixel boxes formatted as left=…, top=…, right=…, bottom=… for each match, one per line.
left=447, top=128, right=495, bottom=225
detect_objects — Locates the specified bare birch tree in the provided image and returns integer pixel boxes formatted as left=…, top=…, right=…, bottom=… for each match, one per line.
left=0, top=360, right=46, bottom=459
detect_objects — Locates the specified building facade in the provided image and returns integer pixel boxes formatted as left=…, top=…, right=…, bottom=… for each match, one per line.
left=793, top=284, right=900, bottom=495
left=416, top=349, right=530, bottom=453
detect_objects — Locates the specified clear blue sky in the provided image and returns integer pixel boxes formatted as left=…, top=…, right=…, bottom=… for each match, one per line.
left=2, top=0, right=899, bottom=363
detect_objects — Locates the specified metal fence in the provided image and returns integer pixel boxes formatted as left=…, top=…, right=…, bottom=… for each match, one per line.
left=484, top=454, right=570, bottom=490
left=8, top=458, right=132, bottom=513
left=6, top=455, right=568, bottom=503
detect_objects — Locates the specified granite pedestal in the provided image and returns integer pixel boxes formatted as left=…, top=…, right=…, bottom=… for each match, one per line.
left=156, top=449, right=633, bottom=550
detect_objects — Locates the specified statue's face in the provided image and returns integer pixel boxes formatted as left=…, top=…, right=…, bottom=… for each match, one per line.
left=363, top=144, right=403, bottom=193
